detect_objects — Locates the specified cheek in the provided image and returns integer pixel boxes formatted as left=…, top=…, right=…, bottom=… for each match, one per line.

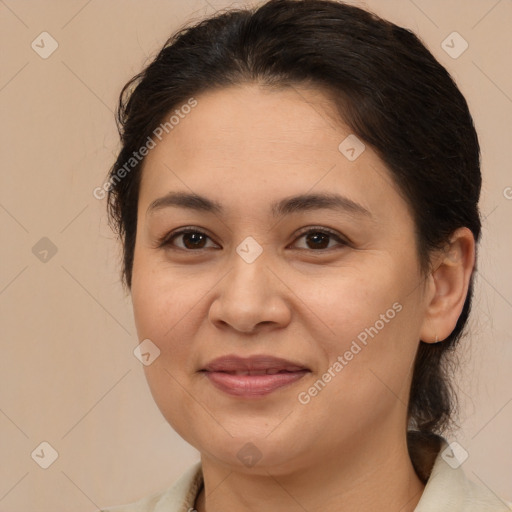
left=131, top=269, right=207, bottom=363
left=299, top=264, right=422, bottom=406
left=130, top=262, right=211, bottom=440
left=306, top=267, right=405, bottom=349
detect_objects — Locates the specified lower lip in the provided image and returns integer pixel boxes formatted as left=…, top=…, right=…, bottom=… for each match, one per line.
left=203, top=371, right=309, bottom=398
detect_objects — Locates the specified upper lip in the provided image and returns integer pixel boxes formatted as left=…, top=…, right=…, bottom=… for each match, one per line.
left=201, top=355, right=309, bottom=373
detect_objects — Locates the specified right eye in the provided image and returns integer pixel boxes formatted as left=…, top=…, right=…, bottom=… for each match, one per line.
left=158, top=228, right=219, bottom=251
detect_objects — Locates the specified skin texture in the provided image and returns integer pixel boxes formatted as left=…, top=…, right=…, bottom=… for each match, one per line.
left=130, top=84, right=475, bottom=512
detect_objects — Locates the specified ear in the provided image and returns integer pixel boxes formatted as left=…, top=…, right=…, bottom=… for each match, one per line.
left=419, top=227, right=476, bottom=344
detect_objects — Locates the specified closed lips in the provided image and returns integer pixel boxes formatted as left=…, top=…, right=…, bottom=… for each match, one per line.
left=201, top=355, right=310, bottom=374
left=213, top=369, right=306, bottom=375
left=201, top=355, right=311, bottom=398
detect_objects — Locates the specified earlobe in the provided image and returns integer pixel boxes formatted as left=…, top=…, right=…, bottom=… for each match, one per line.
left=419, top=227, right=476, bottom=344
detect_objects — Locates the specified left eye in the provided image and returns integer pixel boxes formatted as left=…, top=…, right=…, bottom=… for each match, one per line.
left=160, top=227, right=347, bottom=251
left=293, top=228, right=347, bottom=250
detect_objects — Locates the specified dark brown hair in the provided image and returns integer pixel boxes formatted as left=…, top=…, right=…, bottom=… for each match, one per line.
left=106, top=0, right=481, bottom=440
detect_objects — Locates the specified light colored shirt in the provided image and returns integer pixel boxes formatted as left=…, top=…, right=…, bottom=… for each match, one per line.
left=100, top=435, right=511, bottom=511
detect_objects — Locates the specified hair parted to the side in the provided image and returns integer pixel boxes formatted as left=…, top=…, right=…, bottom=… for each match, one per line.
left=106, top=0, right=481, bottom=447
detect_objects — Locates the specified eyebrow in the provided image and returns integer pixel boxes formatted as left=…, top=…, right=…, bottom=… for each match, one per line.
left=146, top=191, right=372, bottom=218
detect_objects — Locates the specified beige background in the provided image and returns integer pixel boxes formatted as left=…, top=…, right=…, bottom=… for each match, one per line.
left=1, top=0, right=511, bottom=510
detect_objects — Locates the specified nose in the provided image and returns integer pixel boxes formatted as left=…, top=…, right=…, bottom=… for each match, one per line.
left=208, top=249, right=292, bottom=334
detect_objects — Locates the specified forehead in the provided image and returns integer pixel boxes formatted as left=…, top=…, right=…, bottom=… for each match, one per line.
left=160, top=84, right=343, bottom=158
left=138, top=84, right=411, bottom=225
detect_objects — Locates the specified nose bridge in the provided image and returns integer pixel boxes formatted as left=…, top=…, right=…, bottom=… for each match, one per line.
left=209, top=242, right=290, bottom=332
left=226, top=242, right=271, bottom=303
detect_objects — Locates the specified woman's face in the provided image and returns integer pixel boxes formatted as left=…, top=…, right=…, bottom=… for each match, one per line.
left=131, top=84, right=432, bottom=474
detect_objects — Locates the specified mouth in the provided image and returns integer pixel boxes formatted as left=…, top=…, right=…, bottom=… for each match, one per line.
left=207, top=369, right=303, bottom=375
left=201, top=354, right=309, bottom=373
left=200, top=355, right=310, bottom=398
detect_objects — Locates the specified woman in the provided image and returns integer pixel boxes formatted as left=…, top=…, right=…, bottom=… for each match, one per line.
left=100, top=0, right=510, bottom=510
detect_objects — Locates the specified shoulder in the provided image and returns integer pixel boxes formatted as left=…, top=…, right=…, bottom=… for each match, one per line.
left=463, top=479, right=512, bottom=511
left=412, top=434, right=511, bottom=512
left=99, top=461, right=203, bottom=512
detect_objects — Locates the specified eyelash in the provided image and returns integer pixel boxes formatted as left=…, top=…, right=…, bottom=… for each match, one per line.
left=157, top=226, right=350, bottom=252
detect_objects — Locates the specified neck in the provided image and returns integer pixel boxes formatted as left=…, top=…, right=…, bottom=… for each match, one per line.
left=194, top=429, right=426, bottom=512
